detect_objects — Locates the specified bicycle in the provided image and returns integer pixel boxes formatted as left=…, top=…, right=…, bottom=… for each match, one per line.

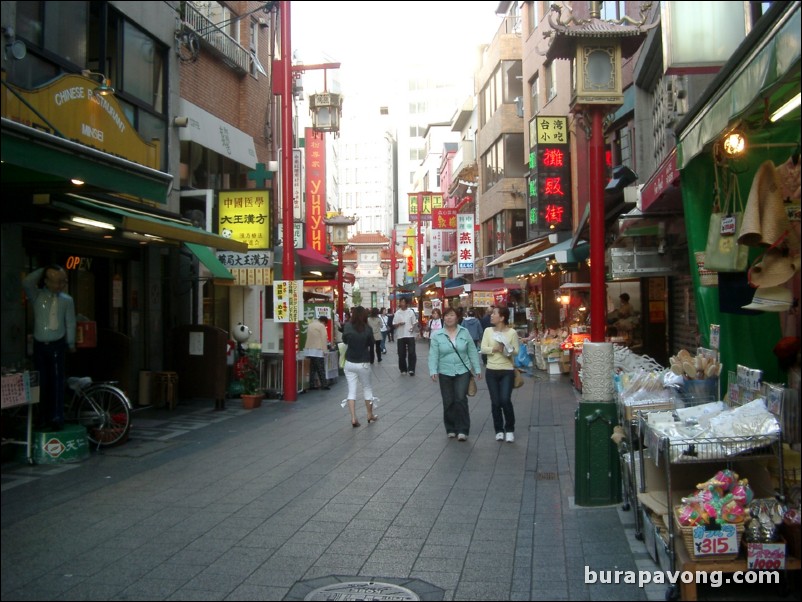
left=66, top=377, right=132, bottom=447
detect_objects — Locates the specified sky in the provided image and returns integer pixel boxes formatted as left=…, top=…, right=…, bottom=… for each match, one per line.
left=291, top=1, right=505, bottom=107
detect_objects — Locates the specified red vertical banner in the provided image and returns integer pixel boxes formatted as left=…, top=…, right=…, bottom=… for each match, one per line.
left=305, top=128, right=327, bottom=253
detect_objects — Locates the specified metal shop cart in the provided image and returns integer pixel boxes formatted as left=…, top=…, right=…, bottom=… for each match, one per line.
left=260, top=354, right=305, bottom=399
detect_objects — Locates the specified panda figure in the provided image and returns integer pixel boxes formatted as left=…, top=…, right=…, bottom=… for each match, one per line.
left=221, top=227, right=233, bottom=239
left=232, top=322, right=251, bottom=355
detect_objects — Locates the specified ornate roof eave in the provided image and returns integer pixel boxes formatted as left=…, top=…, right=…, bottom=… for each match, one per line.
left=543, top=2, right=659, bottom=62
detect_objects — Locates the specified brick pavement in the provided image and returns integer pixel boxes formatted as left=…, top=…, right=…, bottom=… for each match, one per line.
left=1, top=341, right=755, bottom=601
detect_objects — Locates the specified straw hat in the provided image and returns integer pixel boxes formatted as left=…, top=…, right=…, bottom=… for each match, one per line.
left=748, top=249, right=800, bottom=288
left=739, top=160, right=799, bottom=249
left=741, top=285, right=793, bottom=312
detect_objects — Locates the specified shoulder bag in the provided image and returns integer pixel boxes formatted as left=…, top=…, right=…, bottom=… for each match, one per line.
left=445, top=334, right=477, bottom=397
left=704, top=167, right=749, bottom=272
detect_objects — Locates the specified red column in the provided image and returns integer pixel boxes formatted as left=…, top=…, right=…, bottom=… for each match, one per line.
left=589, top=108, right=606, bottom=343
left=390, top=229, right=397, bottom=312
left=337, top=248, right=344, bottom=322
left=279, top=1, right=297, bottom=401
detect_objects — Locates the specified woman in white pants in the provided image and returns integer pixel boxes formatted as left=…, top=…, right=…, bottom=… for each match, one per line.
left=342, top=306, right=379, bottom=427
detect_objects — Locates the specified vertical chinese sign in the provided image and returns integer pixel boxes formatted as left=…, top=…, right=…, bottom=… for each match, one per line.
left=273, top=280, right=304, bottom=323
left=528, top=116, right=572, bottom=238
left=305, top=128, right=327, bottom=254
left=456, top=214, right=475, bottom=276
left=431, top=207, right=457, bottom=263
left=218, top=190, right=271, bottom=285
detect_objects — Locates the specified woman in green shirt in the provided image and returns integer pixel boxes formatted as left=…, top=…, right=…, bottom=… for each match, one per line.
left=429, top=307, right=482, bottom=441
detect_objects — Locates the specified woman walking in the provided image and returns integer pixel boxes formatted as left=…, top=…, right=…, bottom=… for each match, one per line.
left=367, top=307, right=383, bottom=363
left=342, top=306, right=379, bottom=427
left=480, top=306, right=519, bottom=442
left=428, top=307, right=481, bottom=441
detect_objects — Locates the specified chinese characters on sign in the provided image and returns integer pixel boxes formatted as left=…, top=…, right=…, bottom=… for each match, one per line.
left=408, top=192, right=444, bottom=222
left=216, top=252, right=273, bottom=286
left=273, top=280, right=304, bottom=323
left=218, top=190, right=271, bottom=249
left=528, top=117, right=572, bottom=237
left=456, top=214, right=475, bottom=275
left=305, top=128, right=327, bottom=254
left=431, top=208, right=457, bottom=230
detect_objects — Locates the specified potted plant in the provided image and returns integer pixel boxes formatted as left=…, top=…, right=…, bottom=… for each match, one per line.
left=235, top=345, right=263, bottom=409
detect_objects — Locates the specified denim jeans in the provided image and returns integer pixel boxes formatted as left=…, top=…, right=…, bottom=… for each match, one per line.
left=438, top=372, right=471, bottom=436
left=485, top=368, right=515, bottom=434
left=33, top=338, right=68, bottom=425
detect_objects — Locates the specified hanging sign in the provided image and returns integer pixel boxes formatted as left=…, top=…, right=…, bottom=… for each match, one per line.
left=273, top=280, right=303, bottom=323
left=218, top=190, right=271, bottom=250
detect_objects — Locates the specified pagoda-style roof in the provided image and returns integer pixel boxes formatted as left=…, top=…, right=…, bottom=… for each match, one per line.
left=544, top=2, right=658, bottom=61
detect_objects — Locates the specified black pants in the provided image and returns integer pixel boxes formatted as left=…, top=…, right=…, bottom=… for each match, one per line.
left=397, top=337, right=416, bottom=373
left=369, top=340, right=383, bottom=363
left=309, top=356, right=327, bottom=388
left=33, top=338, right=68, bottom=426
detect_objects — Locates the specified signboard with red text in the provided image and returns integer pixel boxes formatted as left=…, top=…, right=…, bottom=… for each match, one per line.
left=456, top=214, right=475, bottom=275
left=528, top=117, right=572, bottom=238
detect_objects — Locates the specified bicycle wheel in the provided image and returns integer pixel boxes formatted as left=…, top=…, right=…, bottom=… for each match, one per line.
left=76, top=384, right=131, bottom=447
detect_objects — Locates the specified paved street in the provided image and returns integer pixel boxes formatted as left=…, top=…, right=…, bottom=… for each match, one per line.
left=1, top=343, right=789, bottom=601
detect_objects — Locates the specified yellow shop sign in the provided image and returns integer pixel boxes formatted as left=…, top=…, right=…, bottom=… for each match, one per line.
left=1, top=73, right=160, bottom=170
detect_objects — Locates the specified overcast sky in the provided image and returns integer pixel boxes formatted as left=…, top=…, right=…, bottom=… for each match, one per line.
left=291, top=1, right=505, bottom=103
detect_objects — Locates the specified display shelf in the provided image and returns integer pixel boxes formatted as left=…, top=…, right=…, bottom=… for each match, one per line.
left=638, top=407, right=786, bottom=601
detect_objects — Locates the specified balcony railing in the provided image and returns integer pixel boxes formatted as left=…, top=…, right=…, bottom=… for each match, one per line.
left=183, top=2, right=250, bottom=73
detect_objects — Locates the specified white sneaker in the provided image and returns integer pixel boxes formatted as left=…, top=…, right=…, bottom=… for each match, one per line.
left=505, top=432, right=515, bottom=443
left=457, top=433, right=467, bottom=441
left=447, top=432, right=456, bottom=438
left=495, top=433, right=504, bottom=441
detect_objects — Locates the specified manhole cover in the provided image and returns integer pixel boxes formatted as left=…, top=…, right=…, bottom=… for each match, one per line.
left=304, top=581, right=420, bottom=601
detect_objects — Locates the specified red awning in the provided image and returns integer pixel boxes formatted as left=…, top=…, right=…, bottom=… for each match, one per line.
left=297, top=247, right=334, bottom=268
left=640, top=149, right=682, bottom=213
left=445, top=286, right=464, bottom=297
left=470, top=279, right=521, bottom=292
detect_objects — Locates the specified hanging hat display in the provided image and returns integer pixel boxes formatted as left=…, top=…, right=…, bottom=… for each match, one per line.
left=748, top=248, right=800, bottom=288
left=739, top=160, right=799, bottom=249
left=741, top=285, right=793, bottom=312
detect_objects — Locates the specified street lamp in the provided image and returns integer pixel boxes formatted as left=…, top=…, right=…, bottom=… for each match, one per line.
left=545, top=1, right=654, bottom=343
left=436, top=261, right=451, bottom=309
left=324, top=214, right=358, bottom=322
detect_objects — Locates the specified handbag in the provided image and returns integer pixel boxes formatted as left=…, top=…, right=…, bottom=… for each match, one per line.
left=704, top=168, right=748, bottom=272
left=514, top=368, right=524, bottom=389
left=446, top=336, right=477, bottom=397
left=467, top=374, right=478, bottom=397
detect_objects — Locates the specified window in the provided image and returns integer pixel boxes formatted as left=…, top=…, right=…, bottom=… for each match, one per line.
left=601, top=1, right=625, bottom=21
left=249, top=20, right=266, bottom=77
left=480, top=60, right=523, bottom=126
left=480, top=134, right=525, bottom=192
left=545, top=61, right=556, bottom=101
left=530, top=74, right=540, bottom=115
left=17, top=2, right=89, bottom=66
left=122, top=21, right=164, bottom=112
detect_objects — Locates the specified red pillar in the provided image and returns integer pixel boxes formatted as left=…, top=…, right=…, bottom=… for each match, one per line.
left=337, top=248, right=345, bottom=322
left=390, top=229, right=397, bottom=312
left=589, top=108, right=606, bottom=343
left=279, top=1, right=297, bottom=401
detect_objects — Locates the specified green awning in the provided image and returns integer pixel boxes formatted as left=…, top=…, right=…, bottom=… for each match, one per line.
left=59, top=194, right=248, bottom=253
left=419, top=266, right=441, bottom=287
left=676, top=3, right=800, bottom=168
left=184, top=242, right=234, bottom=281
left=529, top=238, right=589, bottom=263
left=504, top=258, right=548, bottom=279
left=1, top=118, right=173, bottom=203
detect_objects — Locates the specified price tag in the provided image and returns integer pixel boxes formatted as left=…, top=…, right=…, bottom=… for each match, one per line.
left=692, top=524, right=737, bottom=556
left=747, top=542, right=786, bottom=570
left=720, top=215, right=737, bottom=235
left=709, top=324, right=720, bottom=351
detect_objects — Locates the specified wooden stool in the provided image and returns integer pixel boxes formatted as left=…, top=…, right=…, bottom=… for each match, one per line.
left=152, top=371, right=179, bottom=409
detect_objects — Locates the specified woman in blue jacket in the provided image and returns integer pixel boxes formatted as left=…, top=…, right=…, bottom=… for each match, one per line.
left=428, top=307, right=482, bottom=441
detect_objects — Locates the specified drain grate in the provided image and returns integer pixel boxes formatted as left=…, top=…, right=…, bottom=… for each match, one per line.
left=537, top=471, right=558, bottom=480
